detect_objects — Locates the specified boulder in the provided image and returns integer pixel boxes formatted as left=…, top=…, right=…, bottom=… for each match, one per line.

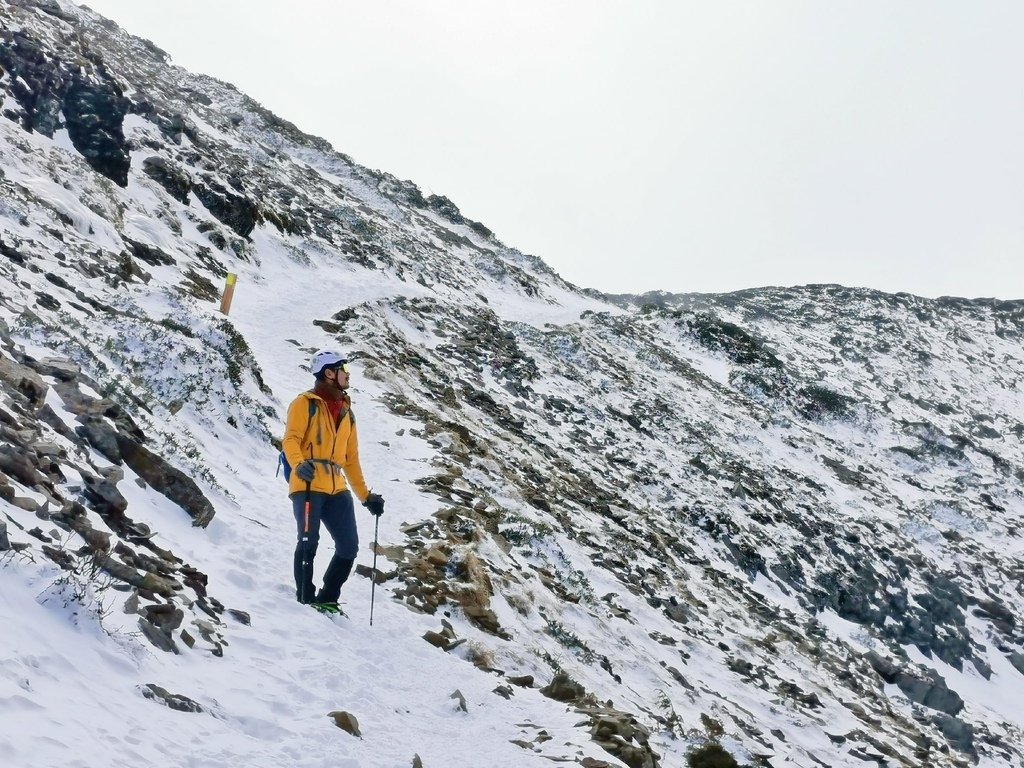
left=540, top=672, right=587, bottom=703
left=75, top=418, right=122, bottom=463
left=35, top=358, right=80, bottom=382
left=0, top=445, right=44, bottom=487
left=138, top=616, right=179, bottom=654
left=327, top=711, right=361, bottom=737
left=449, top=689, right=467, bottom=712
left=0, top=356, right=47, bottom=406
left=82, top=473, right=128, bottom=517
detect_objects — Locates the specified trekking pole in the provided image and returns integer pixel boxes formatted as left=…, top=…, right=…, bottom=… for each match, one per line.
left=300, top=479, right=312, bottom=604
left=370, top=515, right=380, bottom=626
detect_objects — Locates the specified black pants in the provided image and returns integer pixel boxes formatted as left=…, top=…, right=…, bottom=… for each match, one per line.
left=292, top=490, right=358, bottom=603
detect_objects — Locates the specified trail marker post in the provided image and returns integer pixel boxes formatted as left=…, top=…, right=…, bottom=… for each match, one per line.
left=219, top=273, right=237, bottom=315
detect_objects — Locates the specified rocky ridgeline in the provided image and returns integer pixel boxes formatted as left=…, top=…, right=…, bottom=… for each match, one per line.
left=332, top=288, right=1024, bottom=765
left=1, top=1, right=1023, bottom=766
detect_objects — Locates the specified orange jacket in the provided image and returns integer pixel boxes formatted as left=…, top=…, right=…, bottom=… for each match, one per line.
left=282, top=391, right=369, bottom=500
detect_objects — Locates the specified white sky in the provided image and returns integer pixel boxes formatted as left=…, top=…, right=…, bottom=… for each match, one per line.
left=79, top=1, right=1024, bottom=299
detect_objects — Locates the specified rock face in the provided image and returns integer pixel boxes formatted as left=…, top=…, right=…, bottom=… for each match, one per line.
left=1, top=1, right=1023, bottom=767
left=0, top=26, right=130, bottom=185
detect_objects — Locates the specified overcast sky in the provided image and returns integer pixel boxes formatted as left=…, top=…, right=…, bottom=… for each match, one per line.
left=80, top=1, right=1024, bottom=299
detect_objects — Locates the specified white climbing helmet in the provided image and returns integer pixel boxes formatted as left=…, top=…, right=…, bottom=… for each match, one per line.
left=310, top=349, right=347, bottom=375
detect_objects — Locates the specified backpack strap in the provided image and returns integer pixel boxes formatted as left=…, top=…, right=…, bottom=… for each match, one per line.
left=277, top=395, right=319, bottom=479
left=301, top=393, right=318, bottom=452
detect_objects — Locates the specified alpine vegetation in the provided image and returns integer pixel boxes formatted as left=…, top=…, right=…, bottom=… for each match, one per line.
left=1, top=1, right=1023, bottom=767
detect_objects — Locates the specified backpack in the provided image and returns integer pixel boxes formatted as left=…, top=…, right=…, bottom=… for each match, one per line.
left=277, top=397, right=318, bottom=482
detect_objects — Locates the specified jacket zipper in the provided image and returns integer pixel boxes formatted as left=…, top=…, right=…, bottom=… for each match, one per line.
left=311, top=394, right=344, bottom=494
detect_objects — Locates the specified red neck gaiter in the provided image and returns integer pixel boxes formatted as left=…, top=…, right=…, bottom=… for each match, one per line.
left=313, top=383, right=348, bottom=426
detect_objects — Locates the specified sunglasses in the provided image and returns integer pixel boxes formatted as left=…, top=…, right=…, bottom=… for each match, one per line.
left=329, top=362, right=349, bottom=373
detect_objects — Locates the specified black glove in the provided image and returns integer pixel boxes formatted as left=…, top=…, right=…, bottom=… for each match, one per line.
left=364, top=492, right=385, bottom=517
left=295, top=460, right=316, bottom=483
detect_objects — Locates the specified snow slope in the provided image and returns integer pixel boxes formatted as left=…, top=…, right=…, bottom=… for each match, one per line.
left=1, top=2, right=1023, bottom=767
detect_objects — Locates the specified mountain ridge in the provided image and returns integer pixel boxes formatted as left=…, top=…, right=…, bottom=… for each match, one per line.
left=1, top=2, right=1023, bottom=767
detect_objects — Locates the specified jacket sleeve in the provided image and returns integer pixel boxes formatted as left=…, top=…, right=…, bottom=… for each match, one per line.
left=342, top=416, right=370, bottom=503
left=282, top=395, right=311, bottom=470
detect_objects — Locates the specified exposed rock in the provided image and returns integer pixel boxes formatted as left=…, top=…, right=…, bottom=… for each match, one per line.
left=0, top=520, right=10, bottom=551
left=82, top=472, right=128, bottom=517
left=867, top=652, right=963, bottom=716
left=194, top=178, right=260, bottom=238
left=63, top=72, right=130, bottom=186
left=582, top=704, right=660, bottom=768
left=124, top=237, right=176, bottom=267
left=685, top=743, right=739, bottom=768
left=930, top=713, right=975, bottom=757
left=540, top=672, right=587, bottom=703
left=423, top=630, right=451, bottom=650
left=327, top=710, right=361, bottom=737
left=142, top=156, right=192, bottom=204
left=0, top=356, right=47, bottom=406
left=1008, top=651, right=1024, bottom=676
left=138, top=616, right=179, bottom=654
left=143, top=603, right=184, bottom=633
left=0, top=445, right=45, bottom=487
left=140, top=683, right=204, bottom=713
left=35, top=358, right=80, bottom=381
left=75, top=417, right=122, bottom=464
left=115, top=435, right=215, bottom=527
left=449, top=689, right=467, bottom=712
left=426, top=194, right=465, bottom=225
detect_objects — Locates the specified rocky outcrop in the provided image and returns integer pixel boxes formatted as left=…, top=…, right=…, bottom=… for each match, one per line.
left=865, top=652, right=964, bottom=716
left=0, top=347, right=223, bottom=654
left=0, top=27, right=130, bottom=184
left=537, top=673, right=661, bottom=768
left=141, top=156, right=193, bottom=204
left=193, top=177, right=260, bottom=238
left=115, top=436, right=216, bottom=528
left=140, top=684, right=205, bottom=713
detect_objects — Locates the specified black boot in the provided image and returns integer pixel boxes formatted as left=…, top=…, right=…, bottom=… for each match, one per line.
left=293, top=540, right=318, bottom=603
left=315, top=555, right=354, bottom=604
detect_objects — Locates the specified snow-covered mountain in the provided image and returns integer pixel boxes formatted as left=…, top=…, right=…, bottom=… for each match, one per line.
left=1, top=2, right=1022, bottom=766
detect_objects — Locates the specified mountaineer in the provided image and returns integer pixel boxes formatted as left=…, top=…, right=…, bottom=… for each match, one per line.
left=282, top=350, right=385, bottom=611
